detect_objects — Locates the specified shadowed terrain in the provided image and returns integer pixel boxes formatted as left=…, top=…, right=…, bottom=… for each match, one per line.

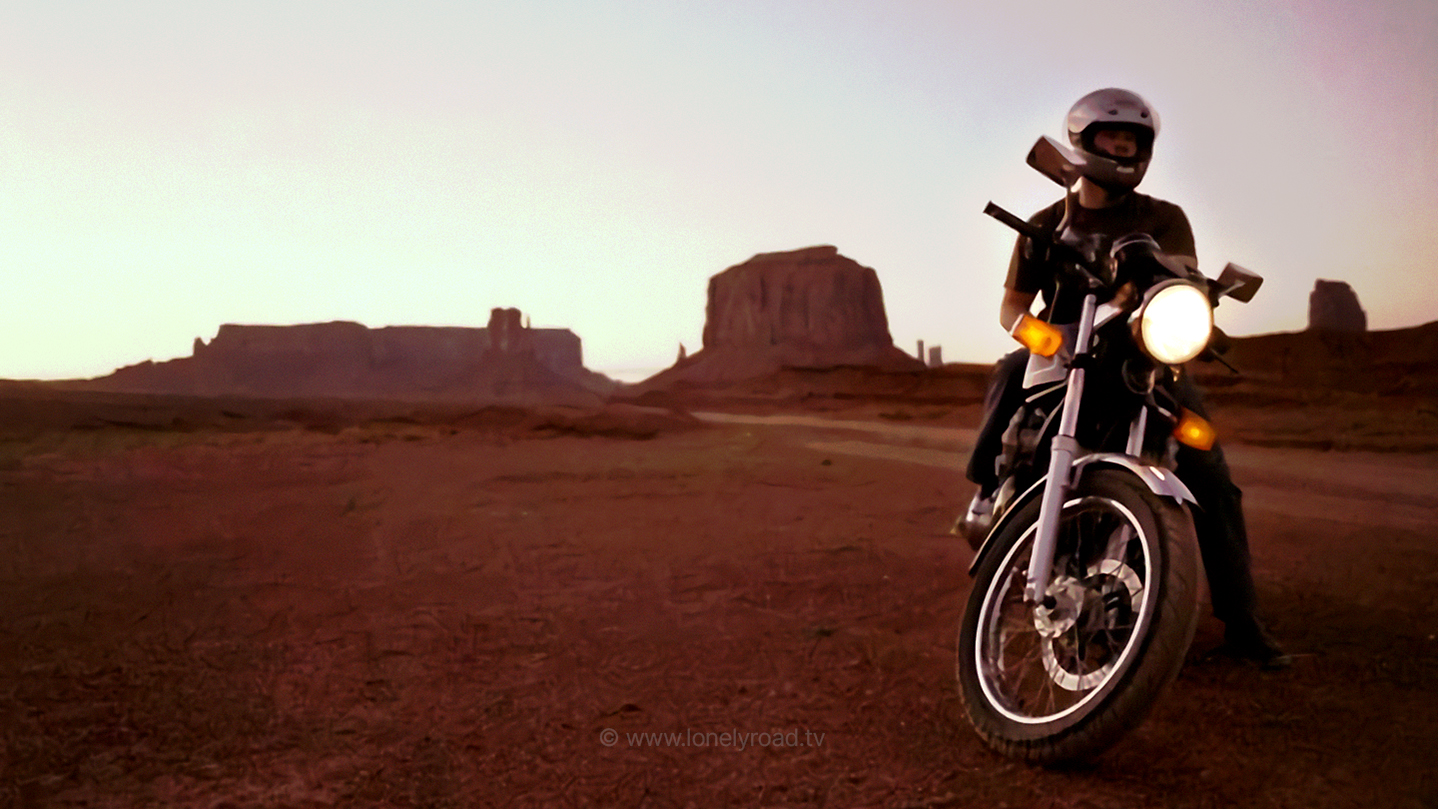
left=1, top=374, right=1434, bottom=807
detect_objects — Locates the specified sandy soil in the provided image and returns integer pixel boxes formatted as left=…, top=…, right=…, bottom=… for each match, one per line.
left=1, top=392, right=1436, bottom=808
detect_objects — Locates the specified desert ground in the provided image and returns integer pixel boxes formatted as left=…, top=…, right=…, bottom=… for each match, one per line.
left=1, top=380, right=1435, bottom=808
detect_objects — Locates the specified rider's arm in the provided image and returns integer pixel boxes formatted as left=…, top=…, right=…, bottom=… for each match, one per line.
left=999, top=202, right=1061, bottom=331
left=1001, top=204, right=1062, bottom=331
left=1000, top=288, right=1037, bottom=331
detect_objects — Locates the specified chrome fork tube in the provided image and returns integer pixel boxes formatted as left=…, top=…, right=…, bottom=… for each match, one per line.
left=1126, top=407, right=1149, bottom=457
left=1103, top=408, right=1149, bottom=563
left=1025, top=293, right=1099, bottom=603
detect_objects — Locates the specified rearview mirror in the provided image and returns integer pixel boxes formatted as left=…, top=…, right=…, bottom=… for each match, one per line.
left=1027, top=136, right=1087, bottom=187
left=1215, top=263, right=1263, bottom=303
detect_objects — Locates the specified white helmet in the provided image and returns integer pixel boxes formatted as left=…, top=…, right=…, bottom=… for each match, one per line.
left=1066, top=88, right=1159, bottom=190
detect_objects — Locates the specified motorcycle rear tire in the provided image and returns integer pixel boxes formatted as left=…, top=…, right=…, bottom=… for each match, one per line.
left=956, top=468, right=1201, bottom=765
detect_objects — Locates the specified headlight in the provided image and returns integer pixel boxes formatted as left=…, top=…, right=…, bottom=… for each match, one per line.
left=1133, top=282, right=1213, bottom=365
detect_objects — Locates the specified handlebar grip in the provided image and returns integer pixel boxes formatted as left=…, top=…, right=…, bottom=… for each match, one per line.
left=983, top=202, right=1048, bottom=244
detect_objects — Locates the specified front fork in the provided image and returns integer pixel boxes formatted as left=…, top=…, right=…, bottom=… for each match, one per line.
left=1024, top=293, right=1099, bottom=603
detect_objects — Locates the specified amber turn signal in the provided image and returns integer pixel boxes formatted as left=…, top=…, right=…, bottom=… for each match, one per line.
left=1010, top=314, right=1064, bottom=358
left=1173, top=408, right=1217, bottom=451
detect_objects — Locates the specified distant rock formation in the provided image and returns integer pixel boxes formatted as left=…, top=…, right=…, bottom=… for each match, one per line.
left=1199, top=320, right=1438, bottom=397
left=80, top=309, right=614, bottom=404
left=641, top=246, right=923, bottom=386
left=1308, top=280, right=1367, bottom=333
left=486, top=307, right=529, bottom=355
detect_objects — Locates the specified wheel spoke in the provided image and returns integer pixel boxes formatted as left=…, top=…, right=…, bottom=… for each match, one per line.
left=974, top=494, right=1157, bottom=723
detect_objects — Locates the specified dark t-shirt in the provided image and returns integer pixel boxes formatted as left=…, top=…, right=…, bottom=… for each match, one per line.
left=1005, top=192, right=1196, bottom=323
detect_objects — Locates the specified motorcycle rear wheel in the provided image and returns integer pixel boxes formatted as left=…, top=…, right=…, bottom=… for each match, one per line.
left=957, top=468, right=1200, bottom=765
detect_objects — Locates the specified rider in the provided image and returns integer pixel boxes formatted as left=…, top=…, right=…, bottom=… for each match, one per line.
left=960, top=88, right=1291, bottom=669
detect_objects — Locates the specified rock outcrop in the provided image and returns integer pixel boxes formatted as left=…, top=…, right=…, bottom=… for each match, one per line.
left=1308, top=280, right=1367, bottom=333
left=83, top=310, right=614, bottom=404
left=642, top=246, right=923, bottom=386
left=1197, top=319, right=1438, bottom=401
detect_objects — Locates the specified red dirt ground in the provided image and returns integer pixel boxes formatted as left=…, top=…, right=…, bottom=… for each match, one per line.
left=1, top=389, right=1435, bottom=808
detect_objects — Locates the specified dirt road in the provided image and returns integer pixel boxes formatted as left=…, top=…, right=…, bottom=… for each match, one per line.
left=701, top=410, right=1438, bottom=530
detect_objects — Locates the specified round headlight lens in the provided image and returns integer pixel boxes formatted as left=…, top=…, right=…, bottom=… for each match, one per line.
left=1137, top=283, right=1213, bottom=364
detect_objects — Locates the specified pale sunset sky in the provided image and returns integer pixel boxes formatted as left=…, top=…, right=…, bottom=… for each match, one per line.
left=2, top=0, right=1435, bottom=380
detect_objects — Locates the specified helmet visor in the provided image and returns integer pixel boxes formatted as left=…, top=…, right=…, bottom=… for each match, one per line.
left=1083, top=124, right=1153, bottom=165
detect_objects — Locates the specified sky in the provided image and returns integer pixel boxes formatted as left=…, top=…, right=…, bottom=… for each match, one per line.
left=2, top=0, right=1435, bottom=381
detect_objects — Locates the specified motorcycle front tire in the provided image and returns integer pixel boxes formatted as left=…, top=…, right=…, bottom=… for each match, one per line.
left=956, top=468, right=1201, bottom=765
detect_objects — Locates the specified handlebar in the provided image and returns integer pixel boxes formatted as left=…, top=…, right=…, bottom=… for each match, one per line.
left=982, top=202, right=1049, bottom=244
left=983, top=201, right=1104, bottom=288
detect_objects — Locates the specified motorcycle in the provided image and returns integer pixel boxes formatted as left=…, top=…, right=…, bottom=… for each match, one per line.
left=955, top=135, right=1263, bottom=764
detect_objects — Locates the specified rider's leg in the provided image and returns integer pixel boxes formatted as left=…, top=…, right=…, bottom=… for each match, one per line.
left=1172, top=375, right=1291, bottom=669
left=966, top=348, right=1030, bottom=497
left=957, top=349, right=1030, bottom=546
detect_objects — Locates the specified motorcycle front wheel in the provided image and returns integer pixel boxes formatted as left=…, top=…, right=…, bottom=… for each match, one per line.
left=957, top=468, right=1200, bottom=765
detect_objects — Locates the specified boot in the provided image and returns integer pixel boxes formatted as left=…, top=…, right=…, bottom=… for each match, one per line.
left=952, top=491, right=995, bottom=551
left=1223, top=617, right=1292, bottom=670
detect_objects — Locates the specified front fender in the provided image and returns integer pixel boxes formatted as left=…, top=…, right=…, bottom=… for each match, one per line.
left=966, top=453, right=1196, bottom=576
left=1073, top=453, right=1196, bottom=506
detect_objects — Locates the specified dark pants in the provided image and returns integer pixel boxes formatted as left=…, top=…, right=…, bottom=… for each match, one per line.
left=966, top=349, right=1030, bottom=496
left=965, top=350, right=1259, bottom=626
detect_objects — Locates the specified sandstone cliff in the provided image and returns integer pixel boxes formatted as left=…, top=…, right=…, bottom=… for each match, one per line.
left=83, top=310, right=614, bottom=404
left=1200, top=320, right=1438, bottom=397
left=1308, top=279, right=1367, bottom=333
left=643, top=246, right=923, bottom=387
